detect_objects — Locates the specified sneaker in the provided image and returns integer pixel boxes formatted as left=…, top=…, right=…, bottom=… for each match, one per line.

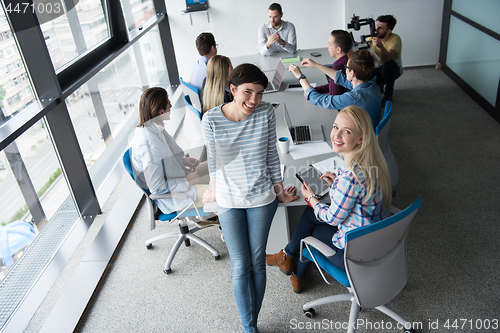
left=290, top=273, right=304, bottom=294
left=266, top=250, right=294, bottom=275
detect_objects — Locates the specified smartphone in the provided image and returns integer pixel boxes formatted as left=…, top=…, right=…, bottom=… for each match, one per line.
left=288, top=84, right=301, bottom=89
left=310, top=52, right=321, bottom=57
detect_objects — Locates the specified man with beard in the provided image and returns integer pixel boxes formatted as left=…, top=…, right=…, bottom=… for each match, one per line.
left=258, top=3, right=297, bottom=56
left=368, top=15, right=403, bottom=105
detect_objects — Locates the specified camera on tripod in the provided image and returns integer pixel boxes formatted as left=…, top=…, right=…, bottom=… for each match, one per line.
left=347, top=14, right=377, bottom=45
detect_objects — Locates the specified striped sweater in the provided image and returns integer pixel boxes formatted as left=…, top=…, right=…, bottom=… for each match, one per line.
left=201, top=101, right=282, bottom=208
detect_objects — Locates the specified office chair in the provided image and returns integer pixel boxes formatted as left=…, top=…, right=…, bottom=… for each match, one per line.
left=179, top=77, right=202, bottom=111
left=300, top=198, right=422, bottom=333
left=183, top=95, right=202, bottom=120
left=182, top=94, right=206, bottom=162
left=376, top=101, right=399, bottom=187
left=122, top=148, right=220, bottom=274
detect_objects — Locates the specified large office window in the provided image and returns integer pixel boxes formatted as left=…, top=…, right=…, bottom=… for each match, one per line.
left=0, top=0, right=177, bottom=329
left=121, top=0, right=156, bottom=32
left=40, top=0, right=110, bottom=72
left=440, top=0, right=500, bottom=122
left=0, top=13, right=35, bottom=120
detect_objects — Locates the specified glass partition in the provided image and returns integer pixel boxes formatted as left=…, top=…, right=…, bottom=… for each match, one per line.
left=446, top=16, right=500, bottom=106
left=452, top=0, right=500, bottom=34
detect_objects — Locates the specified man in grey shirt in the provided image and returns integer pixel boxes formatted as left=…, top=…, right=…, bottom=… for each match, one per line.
left=258, top=3, right=297, bottom=56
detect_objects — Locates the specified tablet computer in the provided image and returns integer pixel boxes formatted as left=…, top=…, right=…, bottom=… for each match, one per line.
left=296, top=166, right=330, bottom=198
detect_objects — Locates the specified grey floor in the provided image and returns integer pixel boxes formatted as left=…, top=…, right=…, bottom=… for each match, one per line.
left=35, top=67, right=500, bottom=333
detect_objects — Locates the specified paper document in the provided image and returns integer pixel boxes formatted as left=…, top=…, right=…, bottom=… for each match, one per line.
left=281, top=57, right=301, bottom=63
left=311, top=156, right=344, bottom=174
left=289, top=141, right=332, bottom=160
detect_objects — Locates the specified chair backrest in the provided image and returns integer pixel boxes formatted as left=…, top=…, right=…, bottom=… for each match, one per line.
left=376, top=100, right=392, bottom=136
left=183, top=95, right=202, bottom=120
left=376, top=101, right=398, bottom=186
left=181, top=94, right=205, bottom=157
left=123, top=148, right=157, bottom=230
left=344, top=197, right=422, bottom=308
left=180, top=77, right=202, bottom=111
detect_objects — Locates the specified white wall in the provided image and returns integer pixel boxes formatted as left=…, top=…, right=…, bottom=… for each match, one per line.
left=165, top=0, right=443, bottom=80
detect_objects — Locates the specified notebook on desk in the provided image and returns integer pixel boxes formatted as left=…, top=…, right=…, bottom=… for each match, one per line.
left=264, top=60, right=286, bottom=93
left=283, top=104, right=324, bottom=144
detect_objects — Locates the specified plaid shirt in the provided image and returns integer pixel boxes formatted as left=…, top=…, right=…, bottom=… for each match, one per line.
left=313, top=164, right=386, bottom=249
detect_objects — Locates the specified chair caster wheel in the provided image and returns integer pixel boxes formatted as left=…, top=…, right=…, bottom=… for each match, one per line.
left=213, top=255, right=220, bottom=261
left=304, top=308, right=316, bottom=318
left=184, top=239, right=191, bottom=247
left=403, top=329, right=417, bottom=333
left=146, top=243, right=153, bottom=250
left=164, top=268, right=172, bottom=274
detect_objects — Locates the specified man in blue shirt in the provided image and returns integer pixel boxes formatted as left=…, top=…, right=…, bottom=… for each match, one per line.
left=190, top=32, right=217, bottom=91
left=289, top=49, right=381, bottom=131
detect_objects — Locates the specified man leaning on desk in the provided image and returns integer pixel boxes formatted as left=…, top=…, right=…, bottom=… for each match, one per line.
left=258, top=3, right=297, bottom=56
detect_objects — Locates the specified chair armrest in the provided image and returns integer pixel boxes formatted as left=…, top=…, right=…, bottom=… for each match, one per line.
left=150, top=192, right=190, bottom=200
left=301, top=236, right=336, bottom=258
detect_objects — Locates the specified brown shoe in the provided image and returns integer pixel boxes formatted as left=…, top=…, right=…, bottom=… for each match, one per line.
left=290, top=273, right=304, bottom=294
left=266, top=250, right=294, bottom=275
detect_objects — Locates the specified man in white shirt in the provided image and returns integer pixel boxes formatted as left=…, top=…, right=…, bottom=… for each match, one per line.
left=189, top=32, right=217, bottom=91
left=258, top=3, right=297, bottom=56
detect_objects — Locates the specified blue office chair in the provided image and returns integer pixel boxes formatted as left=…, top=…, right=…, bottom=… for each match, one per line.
left=376, top=101, right=399, bottom=187
left=180, top=77, right=202, bottom=111
left=183, top=95, right=202, bottom=120
left=122, top=148, right=220, bottom=274
left=300, top=198, right=423, bottom=333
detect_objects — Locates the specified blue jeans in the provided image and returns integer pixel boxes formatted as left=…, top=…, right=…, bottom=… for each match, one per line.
left=217, top=198, right=279, bottom=333
left=284, top=206, right=344, bottom=278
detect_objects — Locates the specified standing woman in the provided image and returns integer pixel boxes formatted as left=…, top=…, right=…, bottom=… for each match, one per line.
left=266, top=105, right=392, bottom=293
left=201, top=63, right=299, bottom=333
left=200, top=55, right=233, bottom=114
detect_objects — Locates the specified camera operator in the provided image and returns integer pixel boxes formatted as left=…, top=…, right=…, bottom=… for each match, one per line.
left=367, top=15, right=403, bottom=105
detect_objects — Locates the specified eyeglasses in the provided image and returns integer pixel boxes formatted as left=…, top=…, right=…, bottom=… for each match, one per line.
left=344, top=65, right=354, bottom=71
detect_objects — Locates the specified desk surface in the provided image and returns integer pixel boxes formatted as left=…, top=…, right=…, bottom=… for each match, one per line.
left=231, top=47, right=332, bottom=72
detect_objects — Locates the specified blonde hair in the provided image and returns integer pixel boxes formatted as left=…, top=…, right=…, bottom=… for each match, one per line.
left=203, top=55, right=231, bottom=113
left=339, top=105, right=392, bottom=211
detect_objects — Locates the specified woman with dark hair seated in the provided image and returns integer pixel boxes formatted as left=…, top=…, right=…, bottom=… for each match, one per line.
left=130, top=87, right=213, bottom=222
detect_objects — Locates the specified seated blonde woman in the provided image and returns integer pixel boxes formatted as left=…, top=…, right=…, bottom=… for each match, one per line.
left=200, top=55, right=233, bottom=115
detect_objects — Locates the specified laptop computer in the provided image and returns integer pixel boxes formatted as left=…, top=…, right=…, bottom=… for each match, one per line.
left=264, top=60, right=286, bottom=94
left=283, top=104, right=324, bottom=144
left=184, top=0, right=208, bottom=12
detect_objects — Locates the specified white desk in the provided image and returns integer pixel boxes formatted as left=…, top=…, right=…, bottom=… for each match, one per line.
left=234, top=49, right=343, bottom=253
left=231, top=47, right=332, bottom=71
